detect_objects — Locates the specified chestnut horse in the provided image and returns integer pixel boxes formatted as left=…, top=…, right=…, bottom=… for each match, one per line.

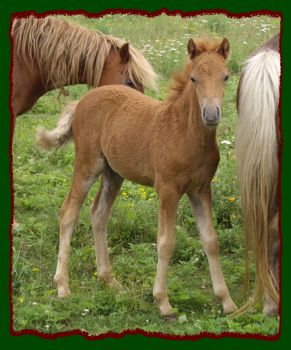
left=11, top=16, right=157, bottom=124
left=36, top=38, right=237, bottom=317
left=236, top=33, right=280, bottom=316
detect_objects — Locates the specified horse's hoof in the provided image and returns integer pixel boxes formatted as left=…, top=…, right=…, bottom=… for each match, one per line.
left=263, top=303, right=279, bottom=316
left=223, top=299, right=238, bottom=314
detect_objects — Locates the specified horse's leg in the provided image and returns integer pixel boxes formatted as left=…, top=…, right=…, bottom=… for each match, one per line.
left=90, top=168, right=123, bottom=289
left=54, top=156, right=104, bottom=297
left=264, top=212, right=280, bottom=316
left=187, top=189, right=237, bottom=314
left=153, top=184, right=181, bottom=317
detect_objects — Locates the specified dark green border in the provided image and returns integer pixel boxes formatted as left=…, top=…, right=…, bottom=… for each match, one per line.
left=1, top=0, right=289, bottom=349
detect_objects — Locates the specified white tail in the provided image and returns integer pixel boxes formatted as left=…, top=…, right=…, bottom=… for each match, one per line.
left=36, top=101, right=78, bottom=150
left=236, top=49, right=280, bottom=304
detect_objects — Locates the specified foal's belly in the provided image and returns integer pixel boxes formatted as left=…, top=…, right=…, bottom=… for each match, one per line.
left=104, top=153, right=155, bottom=187
left=110, top=163, right=155, bottom=187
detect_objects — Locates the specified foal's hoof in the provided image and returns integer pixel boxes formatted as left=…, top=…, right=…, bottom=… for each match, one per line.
left=57, top=287, right=71, bottom=298
left=12, top=220, right=20, bottom=230
left=162, top=311, right=179, bottom=322
left=100, top=276, right=123, bottom=291
left=223, top=299, right=238, bottom=314
left=108, top=277, right=123, bottom=291
left=161, top=307, right=179, bottom=321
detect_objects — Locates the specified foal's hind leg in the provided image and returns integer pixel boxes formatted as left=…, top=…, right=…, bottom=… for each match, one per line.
left=90, top=168, right=123, bottom=289
left=264, top=212, right=280, bottom=316
left=54, top=157, right=104, bottom=297
left=188, top=189, right=237, bottom=314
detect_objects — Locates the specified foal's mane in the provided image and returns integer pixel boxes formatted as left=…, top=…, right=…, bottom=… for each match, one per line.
left=12, top=16, right=157, bottom=89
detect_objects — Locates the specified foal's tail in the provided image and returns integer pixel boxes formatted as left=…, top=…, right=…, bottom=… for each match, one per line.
left=36, top=101, right=77, bottom=150
left=236, top=50, right=280, bottom=306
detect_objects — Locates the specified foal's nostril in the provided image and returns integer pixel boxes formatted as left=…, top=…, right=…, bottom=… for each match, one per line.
left=216, top=106, right=220, bottom=118
left=203, top=107, right=207, bottom=118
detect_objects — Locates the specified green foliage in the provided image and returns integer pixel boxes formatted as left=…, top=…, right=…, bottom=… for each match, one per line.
left=12, top=14, right=280, bottom=336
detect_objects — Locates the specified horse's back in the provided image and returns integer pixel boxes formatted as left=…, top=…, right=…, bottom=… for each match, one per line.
left=243, top=33, right=280, bottom=110
left=253, top=33, right=279, bottom=55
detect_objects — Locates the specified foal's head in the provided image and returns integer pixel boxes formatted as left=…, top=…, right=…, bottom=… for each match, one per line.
left=187, top=38, right=230, bottom=126
left=99, top=43, right=144, bottom=92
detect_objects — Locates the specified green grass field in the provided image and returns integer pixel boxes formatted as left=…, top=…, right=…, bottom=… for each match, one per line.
left=12, top=14, right=280, bottom=336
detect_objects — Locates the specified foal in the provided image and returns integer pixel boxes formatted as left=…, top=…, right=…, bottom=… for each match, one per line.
left=37, top=38, right=237, bottom=317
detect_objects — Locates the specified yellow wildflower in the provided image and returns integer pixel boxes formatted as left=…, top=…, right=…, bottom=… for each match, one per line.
left=141, top=192, right=147, bottom=199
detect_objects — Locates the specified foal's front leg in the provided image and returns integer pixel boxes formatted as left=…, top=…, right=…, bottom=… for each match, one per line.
left=188, top=189, right=237, bottom=314
left=153, top=185, right=181, bottom=317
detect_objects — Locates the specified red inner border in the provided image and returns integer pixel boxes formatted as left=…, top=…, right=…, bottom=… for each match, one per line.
left=9, top=8, right=283, bottom=342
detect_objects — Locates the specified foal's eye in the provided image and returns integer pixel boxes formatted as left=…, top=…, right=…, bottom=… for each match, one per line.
left=125, top=79, right=135, bottom=88
left=190, top=76, right=196, bottom=83
left=224, top=75, right=229, bottom=82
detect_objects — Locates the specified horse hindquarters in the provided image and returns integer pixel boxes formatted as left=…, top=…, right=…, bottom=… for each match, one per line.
left=236, top=49, right=280, bottom=313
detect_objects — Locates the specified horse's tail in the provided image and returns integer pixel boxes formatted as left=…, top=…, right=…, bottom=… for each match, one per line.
left=236, top=49, right=280, bottom=305
left=36, top=101, right=78, bottom=150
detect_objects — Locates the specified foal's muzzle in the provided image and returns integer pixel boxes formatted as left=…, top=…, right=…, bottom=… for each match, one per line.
left=202, top=106, right=221, bottom=126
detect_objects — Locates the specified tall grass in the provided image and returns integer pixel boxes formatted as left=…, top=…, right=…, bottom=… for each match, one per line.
left=12, top=14, right=280, bottom=336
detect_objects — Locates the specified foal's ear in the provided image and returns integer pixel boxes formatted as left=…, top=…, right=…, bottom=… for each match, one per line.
left=216, top=38, right=230, bottom=59
left=120, top=43, right=130, bottom=64
left=187, top=38, right=200, bottom=59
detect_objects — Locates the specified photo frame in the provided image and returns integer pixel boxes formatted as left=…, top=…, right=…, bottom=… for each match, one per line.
left=1, top=1, right=289, bottom=349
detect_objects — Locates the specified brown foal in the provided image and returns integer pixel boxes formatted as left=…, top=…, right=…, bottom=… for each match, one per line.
left=37, top=37, right=237, bottom=317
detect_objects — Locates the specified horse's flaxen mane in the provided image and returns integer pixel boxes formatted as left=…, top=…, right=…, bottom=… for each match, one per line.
left=12, top=16, right=157, bottom=90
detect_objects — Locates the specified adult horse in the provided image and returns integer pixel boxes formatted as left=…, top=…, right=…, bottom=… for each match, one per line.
left=36, top=37, right=237, bottom=317
left=236, top=33, right=280, bottom=316
left=11, top=15, right=157, bottom=228
left=11, top=16, right=157, bottom=126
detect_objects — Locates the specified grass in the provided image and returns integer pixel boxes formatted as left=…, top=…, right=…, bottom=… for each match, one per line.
left=12, top=14, right=280, bottom=336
